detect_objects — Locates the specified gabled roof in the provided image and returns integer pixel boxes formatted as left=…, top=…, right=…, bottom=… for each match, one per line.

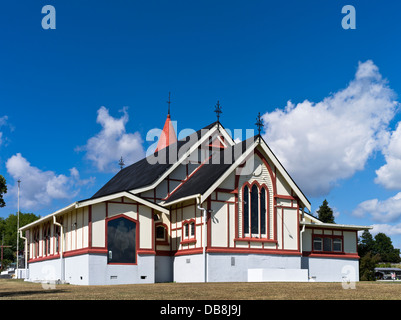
left=92, top=120, right=312, bottom=211
left=162, top=135, right=311, bottom=210
left=163, top=136, right=257, bottom=205
left=91, top=121, right=221, bottom=199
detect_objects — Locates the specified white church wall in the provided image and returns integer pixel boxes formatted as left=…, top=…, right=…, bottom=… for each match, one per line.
left=28, top=258, right=62, bottom=283
left=207, top=253, right=302, bottom=282
left=210, top=201, right=228, bottom=248
left=108, top=202, right=137, bottom=220
left=173, top=253, right=204, bottom=283
left=275, top=170, right=292, bottom=197
left=139, top=205, right=153, bottom=249
left=305, top=257, right=359, bottom=282
left=64, top=253, right=155, bottom=285
left=91, top=203, right=106, bottom=248
left=282, top=208, right=298, bottom=250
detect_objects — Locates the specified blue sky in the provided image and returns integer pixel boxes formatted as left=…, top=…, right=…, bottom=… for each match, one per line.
left=2, top=1, right=401, bottom=247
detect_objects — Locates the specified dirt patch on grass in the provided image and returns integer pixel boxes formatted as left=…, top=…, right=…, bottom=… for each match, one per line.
left=1, top=279, right=401, bottom=300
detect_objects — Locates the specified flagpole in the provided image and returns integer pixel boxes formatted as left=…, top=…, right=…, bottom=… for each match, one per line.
left=16, top=179, right=20, bottom=278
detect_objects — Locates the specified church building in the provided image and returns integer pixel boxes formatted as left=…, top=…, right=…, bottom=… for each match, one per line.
left=19, top=102, right=371, bottom=285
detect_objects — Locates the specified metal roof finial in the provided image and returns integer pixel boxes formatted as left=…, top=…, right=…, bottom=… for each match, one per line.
left=118, top=156, right=125, bottom=170
left=214, top=100, right=222, bottom=122
left=167, top=92, right=171, bottom=116
left=255, top=112, right=264, bottom=136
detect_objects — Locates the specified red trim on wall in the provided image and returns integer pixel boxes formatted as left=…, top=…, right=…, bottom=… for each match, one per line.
left=180, top=239, right=197, bottom=245
left=302, top=251, right=360, bottom=259
left=234, top=238, right=277, bottom=244
left=207, top=247, right=302, bottom=256
left=174, top=248, right=203, bottom=256
left=137, top=249, right=156, bottom=255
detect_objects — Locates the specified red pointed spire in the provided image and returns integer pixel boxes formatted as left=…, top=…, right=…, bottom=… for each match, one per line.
left=155, top=93, right=177, bottom=152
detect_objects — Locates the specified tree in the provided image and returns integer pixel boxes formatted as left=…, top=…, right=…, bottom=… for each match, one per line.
left=0, top=175, right=7, bottom=208
left=359, top=252, right=381, bottom=281
left=0, top=212, right=40, bottom=264
left=373, top=233, right=401, bottom=263
left=357, top=230, right=401, bottom=280
left=316, top=199, right=335, bottom=223
left=358, top=230, right=375, bottom=257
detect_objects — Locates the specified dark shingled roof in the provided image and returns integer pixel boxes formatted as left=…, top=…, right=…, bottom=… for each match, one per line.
left=164, top=136, right=257, bottom=204
left=91, top=121, right=219, bottom=199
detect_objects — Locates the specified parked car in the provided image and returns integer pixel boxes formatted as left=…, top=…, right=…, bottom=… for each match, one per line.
left=374, top=268, right=401, bottom=280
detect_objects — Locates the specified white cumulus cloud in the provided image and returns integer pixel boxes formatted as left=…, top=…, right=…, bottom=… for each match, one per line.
left=353, top=192, right=401, bottom=223
left=6, top=153, right=92, bottom=209
left=262, top=60, right=398, bottom=197
left=375, top=121, right=401, bottom=189
left=78, top=106, right=145, bottom=172
left=370, top=223, right=401, bottom=236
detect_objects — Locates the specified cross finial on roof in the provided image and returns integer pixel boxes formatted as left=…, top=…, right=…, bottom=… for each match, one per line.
left=255, top=112, right=264, bottom=136
left=214, top=100, right=222, bottom=122
left=118, top=156, right=125, bottom=170
left=167, top=92, right=171, bottom=116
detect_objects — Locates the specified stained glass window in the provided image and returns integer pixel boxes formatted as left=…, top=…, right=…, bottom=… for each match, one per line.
left=251, top=185, right=259, bottom=234
left=260, top=188, right=266, bottom=235
left=243, top=185, right=249, bottom=235
left=107, top=217, right=136, bottom=264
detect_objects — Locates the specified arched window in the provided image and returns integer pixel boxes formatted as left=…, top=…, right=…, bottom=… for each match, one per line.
left=107, top=215, right=137, bottom=264
left=251, top=185, right=259, bottom=235
left=260, top=187, right=266, bottom=235
left=242, top=183, right=269, bottom=238
left=155, top=223, right=169, bottom=245
left=243, top=185, right=249, bottom=234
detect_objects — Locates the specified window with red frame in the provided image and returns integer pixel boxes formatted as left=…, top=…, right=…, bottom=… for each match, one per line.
left=313, top=235, right=343, bottom=253
left=107, top=216, right=136, bottom=264
left=182, top=221, right=195, bottom=241
left=155, top=223, right=169, bottom=245
left=242, top=183, right=269, bottom=238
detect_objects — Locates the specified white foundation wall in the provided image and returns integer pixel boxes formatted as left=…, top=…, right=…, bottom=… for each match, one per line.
left=302, top=257, right=359, bottom=282
left=28, top=258, right=63, bottom=283
left=173, top=254, right=205, bottom=283
left=27, top=254, right=156, bottom=285
left=207, top=253, right=302, bottom=282
left=86, top=254, right=155, bottom=285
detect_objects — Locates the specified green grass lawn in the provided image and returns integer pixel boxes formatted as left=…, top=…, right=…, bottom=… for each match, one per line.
left=1, top=279, right=401, bottom=300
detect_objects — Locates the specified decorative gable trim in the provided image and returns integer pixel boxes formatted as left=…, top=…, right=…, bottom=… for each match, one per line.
left=257, top=138, right=311, bottom=211
left=129, top=125, right=220, bottom=195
